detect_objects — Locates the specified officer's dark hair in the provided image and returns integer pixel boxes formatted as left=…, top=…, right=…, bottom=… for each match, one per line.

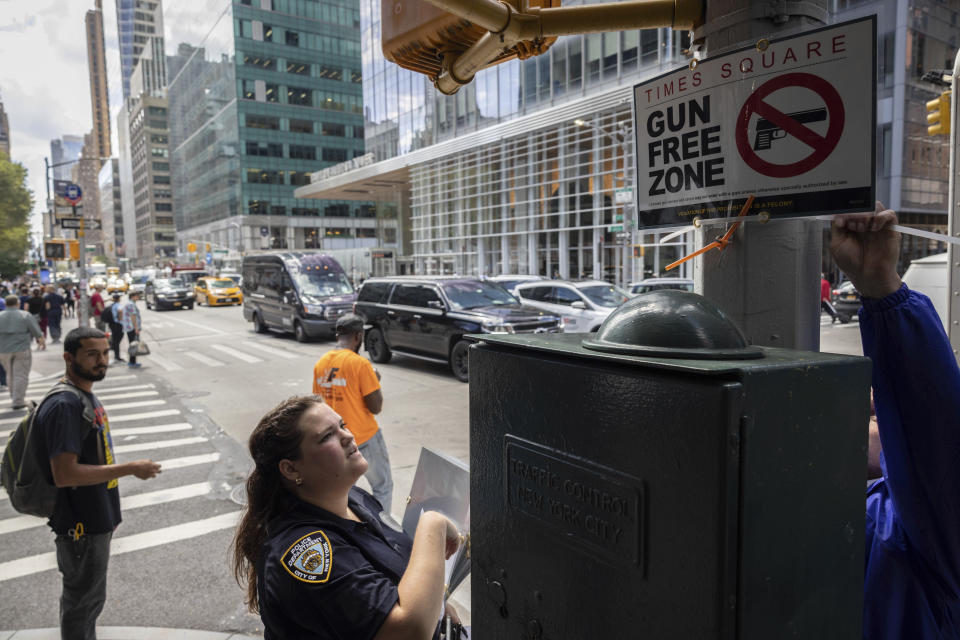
left=232, top=395, right=323, bottom=612
left=64, top=327, right=107, bottom=356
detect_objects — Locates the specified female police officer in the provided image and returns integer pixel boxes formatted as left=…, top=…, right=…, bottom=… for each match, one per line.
left=232, top=395, right=460, bottom=639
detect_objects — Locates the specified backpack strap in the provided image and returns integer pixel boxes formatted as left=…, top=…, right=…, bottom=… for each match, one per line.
left=39, top=379, right=96, bottom=426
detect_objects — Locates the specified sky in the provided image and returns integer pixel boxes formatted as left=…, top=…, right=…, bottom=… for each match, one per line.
left=0, top=0, right=124, bottom=243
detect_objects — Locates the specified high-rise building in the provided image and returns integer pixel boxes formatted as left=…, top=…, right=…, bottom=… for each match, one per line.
left=130, top=95, right=175, bottom=262
left=85, top=0, right=112, bottom=159
left=116, top=0, right=165, bottom=100
left=294, top=0, right=960, bottom=280
left=99, top=159, right=124, bottom=263
left=165, top=0, right=377, bottom=255
left=72, top=131, right=106, bottom=254
left=50, top=135, right=85, bottom=180
left=0, top=92, right=10, bottom=158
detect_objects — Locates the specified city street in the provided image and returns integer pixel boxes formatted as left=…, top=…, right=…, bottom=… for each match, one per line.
left=0, top=301, right=860, bottom=634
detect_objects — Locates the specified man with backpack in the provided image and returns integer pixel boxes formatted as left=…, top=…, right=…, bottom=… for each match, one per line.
left=34, top=327, right=161, bottom=638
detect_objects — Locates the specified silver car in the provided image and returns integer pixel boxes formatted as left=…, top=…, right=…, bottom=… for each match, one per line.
left=514, top=280, right=630, bottom=332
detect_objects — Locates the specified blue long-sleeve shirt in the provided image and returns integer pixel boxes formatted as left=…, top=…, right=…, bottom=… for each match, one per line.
left=861, top=285, right=960, bottom=639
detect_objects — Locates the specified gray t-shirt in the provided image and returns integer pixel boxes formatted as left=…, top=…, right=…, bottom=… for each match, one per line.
left=0, top=308, right=42, bottom=353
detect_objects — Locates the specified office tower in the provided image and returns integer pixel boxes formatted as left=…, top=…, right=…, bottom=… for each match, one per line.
left=50, top=135, right=86, bottom=180
left=85, top=0, right=112, bottom=159
left=116, top=0, right=165, bottom=100
left=165, top=0, right=372, bottom=255
left=99, top=159, right=124, bottom=263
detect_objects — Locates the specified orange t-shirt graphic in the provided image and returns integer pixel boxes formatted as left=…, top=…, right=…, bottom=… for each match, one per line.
left=312, top=349, right=380, bottom=445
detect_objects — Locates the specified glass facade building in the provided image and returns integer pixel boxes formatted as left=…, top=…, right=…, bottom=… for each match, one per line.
left=297, top=0, right=960, bottom=280
left=165, top=0, right=379, bottom=255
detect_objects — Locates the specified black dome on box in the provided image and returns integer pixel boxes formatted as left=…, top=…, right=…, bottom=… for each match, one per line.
left=582, top=290, right=763, bottom=360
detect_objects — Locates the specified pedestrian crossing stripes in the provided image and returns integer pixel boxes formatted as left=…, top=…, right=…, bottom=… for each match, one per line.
left=0, top=482, right=214, bottom=536
left=209, top=344, right=262, bottom=364
left=0, top=511, right=240, bottom=582
left=184, top=352, right=224, bottom=367
left=144, top=352, right=183, bottom=371
left=112, top=422, right=192, bottom=437
left=241, top=341, right=298, bottom=359
left=113, top=436, right=208, bottom=454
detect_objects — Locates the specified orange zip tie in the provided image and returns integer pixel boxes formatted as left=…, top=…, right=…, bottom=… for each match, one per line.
left=665, top=195, right=755, bottom=272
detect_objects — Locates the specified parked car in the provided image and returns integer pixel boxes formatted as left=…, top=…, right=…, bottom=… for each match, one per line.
left=355, top=276, right=563, bottom=382
left=195, top=276, right=243, bottom=307
left=514, top=280, right=629, bottom=332
left=242, top=252, right=356, bottom=342
left=483, top=274, right=546, bottom=296
left=144, top=277, right=195, bottom=310
left=831, top=280, right=860, bottom=323
left=628, top=277, right=694, bottom=295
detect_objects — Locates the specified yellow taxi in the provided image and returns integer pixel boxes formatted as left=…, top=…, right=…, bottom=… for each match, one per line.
left=106, top=276, right=128, bottom=293
left=195, top=276, right=243, bottom=306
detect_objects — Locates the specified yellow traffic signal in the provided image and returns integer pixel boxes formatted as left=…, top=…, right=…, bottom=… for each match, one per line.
left=187, top=242, right=197, bottom=253
left=927, top=90, right=951, bottom=136
left=45, top=240, right=66, bottom=259
left=205, top=243, right=211, bottom=252
left=69, top=240, right=79, bottom=260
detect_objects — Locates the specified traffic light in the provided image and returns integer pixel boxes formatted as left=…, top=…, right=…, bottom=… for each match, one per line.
left=69, top=240, right=79, bottom=260
left=926, top=90, right=951, bottom=136
left=45, top=240, right=66, bottom=259
left=187, top=242, right=197, bottom=253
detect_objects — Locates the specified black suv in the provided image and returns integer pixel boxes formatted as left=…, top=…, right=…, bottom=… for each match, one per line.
left=144, top=277, right=195, bottom=310
left=355, top=276, right=563, bottom=382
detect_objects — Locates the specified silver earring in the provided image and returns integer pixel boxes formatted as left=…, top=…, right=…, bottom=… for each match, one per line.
left=295, top=477, right=303, bottom=486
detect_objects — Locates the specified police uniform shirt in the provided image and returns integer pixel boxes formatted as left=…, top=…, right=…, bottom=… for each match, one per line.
left=258, top=487, right=441, bottom=640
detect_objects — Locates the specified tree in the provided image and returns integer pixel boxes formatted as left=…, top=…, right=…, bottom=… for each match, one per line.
left=0, top=151, right=33, bottom=277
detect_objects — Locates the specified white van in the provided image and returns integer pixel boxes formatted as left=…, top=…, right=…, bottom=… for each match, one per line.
left=902, top=252, right=948, bottom=329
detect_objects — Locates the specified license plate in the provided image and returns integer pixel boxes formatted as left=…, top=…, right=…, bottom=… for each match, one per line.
left=844, top=295, right=856, bottom=301
left=173, top=302, right=181, bottom=307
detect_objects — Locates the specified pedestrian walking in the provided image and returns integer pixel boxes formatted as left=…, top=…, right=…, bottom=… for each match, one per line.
left=18, top=285, right=30, bottom=311
left=27, top=287, right=47, bottom=342
left=120, top=292, right=142, bottom=368
left=34, top=327, right=161, bottom=639
left=89, top=285, right=105, bottom=332
left=312, top=314, right=394, bottom=510
left=0, top=293, right=45, bottom=409
left=105, top=294, right=125, bottom=364
left=44, top=285, right=65, bottom=343
left=820, top=274, right=839, bottom=323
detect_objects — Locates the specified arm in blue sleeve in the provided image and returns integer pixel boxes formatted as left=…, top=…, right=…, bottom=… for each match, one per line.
left=860, top=284, right=960, bottom=592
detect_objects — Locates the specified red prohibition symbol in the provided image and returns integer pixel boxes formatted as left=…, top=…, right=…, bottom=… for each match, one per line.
left=735, top=72, right=845, bottom=179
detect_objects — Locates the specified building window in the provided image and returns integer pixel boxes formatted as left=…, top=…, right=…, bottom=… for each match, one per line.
left=324, top=204, right=349, bottom=217
left=155, top=203, right=173, bottom=211
left=150, top=134, right=168, bottom=144
left=154, top=189, right=171, bottom=198
left=356, top=227, right=376, bottom=238
left=285, top=30, right=299, bottom=46
left=289, top=118, right=312, bottom=133
left=288, top=86, right=312, bottom=106
left=359, top=204, right=376, bottom=217
left=265, top=83, right=279, bottom=102
left=243, top=54, right=276, bottom=71
left=263, top=24, right=273, bottom=42
left=322, top=147, right=347, bottom=162
left=325, top=227, right=349, bottom=237
left=289, top=144, right=316, bottom=160
left=150, top=147, right=168, bottom=158
left=242, top=79, right=256, bottom=100
left=147, top=106, right=167, bottom=116
left=293, top=207, right=320, bottom=216
left=246, top=114, right=280, bottom=130
left=152, top=161, right=169, bottom=171
left=289, top=171, right=312, bottom=186
left=249, top=199, right=269, bottom=214
left=270, top=205, right=287, bottom=216
left=321, top=122, right=345, bottom=137
left=286, top=60, right=310, bottom=75
left=246, top=169, right=284, bottom=184
left=352, top=125, right=364, bottom=139
left=304, top=228, right=321, bottom=248
left=350, top=69, right=362, bottom=83
left=153, top=175, right=170, bottom=184
left=245, top=141, right=283, bottom=157
left=318, top=65, right=342, bottom=80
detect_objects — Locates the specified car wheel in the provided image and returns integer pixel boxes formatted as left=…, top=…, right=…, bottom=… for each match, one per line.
left=450, top=340, right=470, bottom=383
left=186, top=304, right=194, bottom=310
left=365, top=328, right=392, bottom=363
left=839, top=313, right=851, bottom=324
left=146, top=299, right=152, bottom=310
left=253, top=312, right=267, bottom=333
left=294, top=321, right=310, bottom=343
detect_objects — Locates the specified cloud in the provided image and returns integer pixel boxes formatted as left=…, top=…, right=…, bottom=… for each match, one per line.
left=0, top=14, right=36, bottom=32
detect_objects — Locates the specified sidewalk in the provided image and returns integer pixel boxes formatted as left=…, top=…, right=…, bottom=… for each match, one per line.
left=0, top=629, right=262, bottom=640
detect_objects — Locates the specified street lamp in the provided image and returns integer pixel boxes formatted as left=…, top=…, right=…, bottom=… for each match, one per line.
left=227, top=220, right=244, bottom=255
left=574, top=117, right=634, bottom=286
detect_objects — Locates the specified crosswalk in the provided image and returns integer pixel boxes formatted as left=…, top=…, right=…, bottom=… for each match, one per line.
left=0, top=372, right=246, bottom=586
left=140, top=339, right=307, bottom=372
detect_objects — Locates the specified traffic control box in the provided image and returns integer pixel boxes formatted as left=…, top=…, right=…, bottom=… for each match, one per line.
left=468, top=291, right=870, bottom=639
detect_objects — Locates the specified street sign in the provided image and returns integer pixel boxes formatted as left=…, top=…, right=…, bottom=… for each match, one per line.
left=64, top=183, right=82, bottom=206
left=632, top=16, right=875, bottom=229
left=205, top=252, right=213, bottom=264
left=607, top=225, right=623, bottom=232
left=614, top=188, right=633, bottom=204
left=615, top=232, right=631, bottom=240
left=60, top=218, right=100, bottom=230
left=260, top=226, right=269, bottom=237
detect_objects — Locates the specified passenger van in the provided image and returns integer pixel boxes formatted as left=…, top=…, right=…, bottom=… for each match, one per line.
left=242, top=252, right=356, bottom=341
left=902, top=252, right=948, bottom=329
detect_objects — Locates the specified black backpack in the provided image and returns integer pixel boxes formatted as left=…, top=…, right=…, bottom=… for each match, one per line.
left=1, top=381, right=95, bottom=518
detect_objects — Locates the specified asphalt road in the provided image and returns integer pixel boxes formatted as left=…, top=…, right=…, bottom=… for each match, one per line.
left=0, top=301, right=470, bottom=634
left=0, top=303, right=858, bottom=634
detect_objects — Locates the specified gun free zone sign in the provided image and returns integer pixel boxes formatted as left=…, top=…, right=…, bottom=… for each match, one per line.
left=632, top=17, right=876, bottom=229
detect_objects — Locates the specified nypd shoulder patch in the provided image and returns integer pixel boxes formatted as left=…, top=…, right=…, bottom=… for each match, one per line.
left=282, top=530, right=333, bottom=584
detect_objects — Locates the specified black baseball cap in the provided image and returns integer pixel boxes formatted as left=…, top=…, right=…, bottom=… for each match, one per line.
left=335, top=314, right=364, bottom=336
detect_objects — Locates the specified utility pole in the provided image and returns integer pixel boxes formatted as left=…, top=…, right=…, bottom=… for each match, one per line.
left=693, top=0, right=829, bottom=351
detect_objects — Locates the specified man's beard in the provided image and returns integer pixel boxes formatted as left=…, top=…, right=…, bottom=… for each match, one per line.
left=71, top=361, right=106, bottom=382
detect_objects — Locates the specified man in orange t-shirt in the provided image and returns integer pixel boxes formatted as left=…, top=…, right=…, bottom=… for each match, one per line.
left=312, top=314, right=393, bottom=510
